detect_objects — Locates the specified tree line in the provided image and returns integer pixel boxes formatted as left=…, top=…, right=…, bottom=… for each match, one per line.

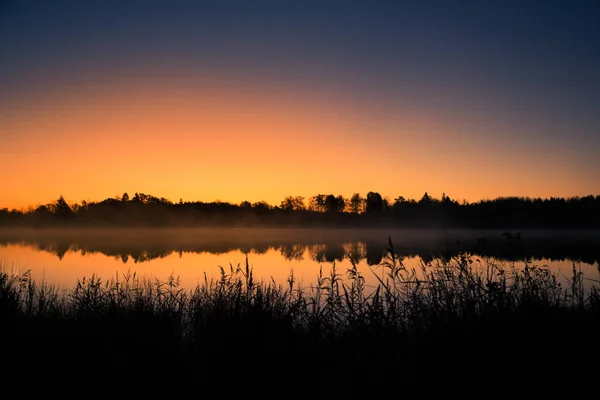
left=1, top=191, right=600, bottom=229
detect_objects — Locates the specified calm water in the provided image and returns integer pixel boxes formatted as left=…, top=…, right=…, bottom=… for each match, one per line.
left=1, top=228, right=599, bottom=293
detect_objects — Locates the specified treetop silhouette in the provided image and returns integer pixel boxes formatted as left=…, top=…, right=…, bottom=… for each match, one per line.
left=1, top=192, right=599, bottom=229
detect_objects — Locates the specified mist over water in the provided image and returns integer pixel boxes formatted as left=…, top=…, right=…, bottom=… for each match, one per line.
left=1, top=227, right=599, bottom=292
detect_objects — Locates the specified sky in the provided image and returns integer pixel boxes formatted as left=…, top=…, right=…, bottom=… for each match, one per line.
left=1, top=0, right=599, bottom=210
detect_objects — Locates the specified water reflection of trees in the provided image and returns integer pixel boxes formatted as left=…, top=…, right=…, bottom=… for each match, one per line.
left=41, top=243, right=72, bottom=260
left=280, top=242, right=388, bottom=265
left=306, top=244, right=347, bottom=263
left=1, top=231, right=599, bottom=267
left=308, top=244, right=327, bottom=263
left=279, top=244, right=305, bottom=261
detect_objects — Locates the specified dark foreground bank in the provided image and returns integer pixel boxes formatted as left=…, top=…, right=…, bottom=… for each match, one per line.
left=2, top=241, right=599, bottom=398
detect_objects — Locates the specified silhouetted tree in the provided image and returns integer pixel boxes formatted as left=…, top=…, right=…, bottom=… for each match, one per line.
left=33, top=205, right=52, bottom=222
left=348, top=193, right=365, bottom=214
left=419, top=192, right=432, bottom=206
left=3, top=191, right=600, bottom=229
left=132, top=192, right=143, bottom=203
left=280, top=196, right=305, bottom=211
left=71, top=203, right=82, bottom=213
left=365, top=191, right=384, bottom=214
left=252, top=201, right=271, bottom=213
left=325, top=194, right=345, bottom=213
left=308, top=194, right=327, bottom=212
left=53, top=195, right=74, bottom=220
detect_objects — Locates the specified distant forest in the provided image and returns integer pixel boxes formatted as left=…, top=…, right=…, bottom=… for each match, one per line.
left=1, top=191, right=600, bottom=229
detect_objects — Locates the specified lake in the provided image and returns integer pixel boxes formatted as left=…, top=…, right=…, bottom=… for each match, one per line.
left=1, top=227, right=599, bottom=293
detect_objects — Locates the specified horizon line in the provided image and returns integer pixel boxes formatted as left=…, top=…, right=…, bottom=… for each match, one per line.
left=3, top=190, right=600, bottom=212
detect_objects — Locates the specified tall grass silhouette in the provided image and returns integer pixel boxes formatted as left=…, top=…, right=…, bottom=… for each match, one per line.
left=2, top=238, right=599, bottom=397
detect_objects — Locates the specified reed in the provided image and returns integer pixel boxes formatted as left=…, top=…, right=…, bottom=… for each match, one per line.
left=2, top=240, right=599, bottom=397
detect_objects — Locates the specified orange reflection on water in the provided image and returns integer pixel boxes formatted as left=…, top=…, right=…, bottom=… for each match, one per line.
left=0, top=243, right=381, bottom=293
left=2, top=242, right=598, bottom=297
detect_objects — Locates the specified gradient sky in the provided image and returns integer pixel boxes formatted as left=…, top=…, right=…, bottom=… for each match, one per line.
left=1, top=0, right=599, bottom=210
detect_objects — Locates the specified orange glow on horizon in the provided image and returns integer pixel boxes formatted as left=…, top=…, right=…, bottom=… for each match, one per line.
left=1, top=76, right=598, bottom=211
